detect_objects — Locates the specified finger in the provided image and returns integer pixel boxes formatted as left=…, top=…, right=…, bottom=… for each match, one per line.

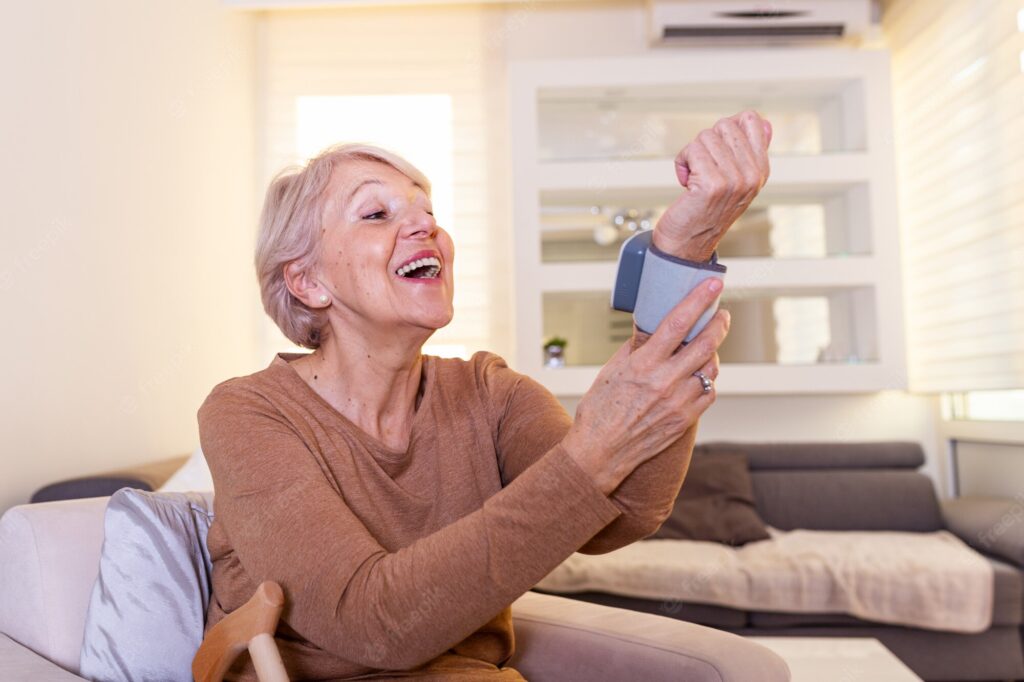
left=698, top=128, right=743, bottom=181
left=736, top=111, right=771, bottom=178
left=671, top=308, right=730, bottom=377
left=674, top=146, right=691, bottom=187
left=681, top=360, right=719, bottom=408
left=735, top=110, right=767, bottom=149
left=714, top=118, right=763, bottom=196
left=641, top=278, right=724, bottom=360
left=678, top=138, right=727, bottom=195
left=701, top=352, right=721, bottom=381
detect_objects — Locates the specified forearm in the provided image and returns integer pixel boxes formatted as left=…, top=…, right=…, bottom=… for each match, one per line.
left=574, top=223, right=712, bottom=553
left=578, top=423, right=696, bottom=554
left=578, top=325, right=698, bottom=554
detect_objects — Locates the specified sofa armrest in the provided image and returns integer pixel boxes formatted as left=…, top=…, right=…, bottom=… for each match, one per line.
left=30, top=455, right=189, bottom=503
left=943, top=496, right=1024, bottom=568
left=0, top=497, right=109, bottom=673
left=0, top=634, right=85, bottom=681
left=509, top=591, right=790, bottom=682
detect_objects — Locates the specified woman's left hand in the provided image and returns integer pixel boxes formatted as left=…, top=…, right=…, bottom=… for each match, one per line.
left=654, top=110, right=772, bottom=262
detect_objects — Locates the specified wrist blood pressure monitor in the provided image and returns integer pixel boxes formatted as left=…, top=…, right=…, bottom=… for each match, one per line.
left=611, top=230, right=726, bottom=343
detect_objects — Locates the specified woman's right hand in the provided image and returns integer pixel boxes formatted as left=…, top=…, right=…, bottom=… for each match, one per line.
left=562, top=278, right=730, bottom=495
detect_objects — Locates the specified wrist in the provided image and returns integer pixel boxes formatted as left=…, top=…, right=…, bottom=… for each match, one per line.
left=562, top=431, right=619, bottom=496
left=651, top=230, right=716, bottom=262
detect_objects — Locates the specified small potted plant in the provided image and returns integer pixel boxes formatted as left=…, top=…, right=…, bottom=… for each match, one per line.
left=543, top=336, right=568, bottom=368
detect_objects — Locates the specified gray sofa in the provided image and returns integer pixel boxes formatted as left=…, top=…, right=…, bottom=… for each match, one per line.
left=541, top=441, right=1024, bottom=682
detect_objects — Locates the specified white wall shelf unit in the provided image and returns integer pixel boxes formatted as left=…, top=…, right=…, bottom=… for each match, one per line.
left=510, top=50, right=906, bottom=395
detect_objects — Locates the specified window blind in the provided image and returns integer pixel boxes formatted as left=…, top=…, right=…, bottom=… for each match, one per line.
left=884, top=0, right=1024, bottom=392
left=257, top=6, right=504, bottom=359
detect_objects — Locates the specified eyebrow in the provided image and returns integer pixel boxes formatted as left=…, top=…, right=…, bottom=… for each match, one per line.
left=347, top=178, right=382, bottom=204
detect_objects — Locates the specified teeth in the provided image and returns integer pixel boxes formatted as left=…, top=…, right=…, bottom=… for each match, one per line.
left=396, top=256, right=442, bottom=278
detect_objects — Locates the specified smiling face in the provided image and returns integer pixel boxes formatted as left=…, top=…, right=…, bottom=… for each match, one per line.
left=312, top=158, right=455, bottom=337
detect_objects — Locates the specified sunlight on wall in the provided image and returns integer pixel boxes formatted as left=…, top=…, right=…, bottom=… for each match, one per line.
left=296, top=94, right=454, bottom=231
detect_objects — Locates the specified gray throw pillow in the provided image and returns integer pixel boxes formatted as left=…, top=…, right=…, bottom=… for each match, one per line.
left=651, top=451, right=771, bottom=546
left=79, top=488, right=214, bottom=682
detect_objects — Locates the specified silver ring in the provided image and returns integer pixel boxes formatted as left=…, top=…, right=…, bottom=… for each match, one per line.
left=693, top=370, right=713, bottom=394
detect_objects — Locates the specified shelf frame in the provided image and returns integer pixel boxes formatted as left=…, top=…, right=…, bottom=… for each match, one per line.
left=510, top=49, right=907, bottom=395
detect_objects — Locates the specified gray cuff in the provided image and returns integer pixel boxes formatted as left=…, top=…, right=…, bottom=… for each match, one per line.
left=633, top=244, right=726, bottom=341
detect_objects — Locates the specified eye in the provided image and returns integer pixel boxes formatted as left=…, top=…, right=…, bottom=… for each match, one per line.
left=362, top=210, right=387, bottom=221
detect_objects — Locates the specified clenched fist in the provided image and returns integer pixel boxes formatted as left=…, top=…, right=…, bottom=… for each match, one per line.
left=654, top=110, right=772, bottom=262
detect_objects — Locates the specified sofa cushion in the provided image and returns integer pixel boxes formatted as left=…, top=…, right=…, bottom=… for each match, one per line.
left=751, top=470, right=944, bottom=532
left=0, top=634, right=84, bottom=681
left=537, top=590, right=748, bottom=628
left=78, top=489, right=214, bottom=682
left=698, top=441, right=926, bottom=470
left=651, top=452, right=770, bottom=546
left=746, top=556, right=1020, bottom=628
left=511, top=591, right=789, bottom=682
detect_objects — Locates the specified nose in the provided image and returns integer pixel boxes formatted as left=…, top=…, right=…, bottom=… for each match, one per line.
left=398, top=206, right=437, bottom=240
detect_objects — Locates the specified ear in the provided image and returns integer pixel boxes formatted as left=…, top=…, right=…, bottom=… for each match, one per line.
left=283, top=261, right=327, bottom=308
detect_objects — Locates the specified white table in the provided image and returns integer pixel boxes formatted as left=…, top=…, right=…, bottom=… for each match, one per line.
left=746, top=637, right=922, bottom=682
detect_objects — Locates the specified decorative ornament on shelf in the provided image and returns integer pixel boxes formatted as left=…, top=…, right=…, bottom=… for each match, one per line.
left=542, top=336, right=568, bottom=368
left=592, top=206, right=655, bottom=246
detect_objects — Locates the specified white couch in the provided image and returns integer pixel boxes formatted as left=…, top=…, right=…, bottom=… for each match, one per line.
left=0, top=495, right=790, bottom=681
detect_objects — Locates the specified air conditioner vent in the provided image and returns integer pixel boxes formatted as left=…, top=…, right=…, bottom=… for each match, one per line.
left=663, top=24, right=846, bottom=39
left=717, top=10, right=810, bottom=20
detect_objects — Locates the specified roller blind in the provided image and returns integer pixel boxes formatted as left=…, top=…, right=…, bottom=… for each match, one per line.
left=257, top=6, right=503, bottom=359
left=883, top=0, right=1024, bottom=392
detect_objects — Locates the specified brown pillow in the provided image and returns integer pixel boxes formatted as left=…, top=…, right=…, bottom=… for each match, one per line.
left=650, top=451, right=770, bottom=546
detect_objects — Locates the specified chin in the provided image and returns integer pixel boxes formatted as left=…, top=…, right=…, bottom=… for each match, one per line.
left=402, top=305, right=453, bottom=333
left=425, top=309, right=455, bottom=330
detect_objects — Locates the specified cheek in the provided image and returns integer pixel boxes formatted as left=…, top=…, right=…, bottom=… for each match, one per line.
left=438, top=230, right=456, bottom=264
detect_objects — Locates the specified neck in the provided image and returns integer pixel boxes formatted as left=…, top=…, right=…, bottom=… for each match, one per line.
left=297, top=316, right=433, bottom=450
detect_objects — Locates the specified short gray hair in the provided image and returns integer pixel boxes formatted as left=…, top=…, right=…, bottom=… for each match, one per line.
left=255, top=143, right=431, bottom=348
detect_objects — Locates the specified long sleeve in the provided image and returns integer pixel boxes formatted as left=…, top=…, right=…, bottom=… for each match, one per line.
left=480, top=353, right=696, bottom=556
left=198, top=382, right=622, bottom=672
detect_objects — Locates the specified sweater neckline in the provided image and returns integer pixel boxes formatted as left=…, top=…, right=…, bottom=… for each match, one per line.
left=270, top=351, right=436, bottom=458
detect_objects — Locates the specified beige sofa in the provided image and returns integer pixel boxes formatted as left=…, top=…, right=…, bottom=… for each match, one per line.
left=0, top=495, right=790, bottom=681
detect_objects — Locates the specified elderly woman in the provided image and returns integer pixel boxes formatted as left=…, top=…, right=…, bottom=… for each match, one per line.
left=198, top=110, right=771, bottom=680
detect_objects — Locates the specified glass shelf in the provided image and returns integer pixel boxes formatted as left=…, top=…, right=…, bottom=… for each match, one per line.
left=541, top=287, right=878, bottom=367
left=540, top=184, right=871, bottom=263
left=540, top=196, right=868, bottom=266
left=537, top=80, right=866, bottom=163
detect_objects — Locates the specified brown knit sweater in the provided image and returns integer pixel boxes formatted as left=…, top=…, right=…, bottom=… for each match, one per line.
left=197, top=351, right=694, bottom=681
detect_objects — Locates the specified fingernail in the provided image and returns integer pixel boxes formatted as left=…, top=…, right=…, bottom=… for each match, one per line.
left=708, top=278, right=723, bottom=293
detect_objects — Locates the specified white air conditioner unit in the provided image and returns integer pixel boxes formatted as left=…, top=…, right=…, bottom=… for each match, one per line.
left=648, top=0, right=872, bottom=45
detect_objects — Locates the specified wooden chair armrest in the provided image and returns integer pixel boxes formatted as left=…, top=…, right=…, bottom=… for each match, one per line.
left=192, top=581, right=289, bottom=682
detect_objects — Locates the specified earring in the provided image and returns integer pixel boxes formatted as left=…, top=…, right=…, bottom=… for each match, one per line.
left=319, top=295, right=329, bottom=304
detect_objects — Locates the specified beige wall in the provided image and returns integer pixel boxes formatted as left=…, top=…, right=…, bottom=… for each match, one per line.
left=0, top=1, right=260, bottom=512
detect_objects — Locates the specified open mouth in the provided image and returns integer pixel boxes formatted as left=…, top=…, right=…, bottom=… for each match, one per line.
left=395, top=255, right=442, bottom=280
